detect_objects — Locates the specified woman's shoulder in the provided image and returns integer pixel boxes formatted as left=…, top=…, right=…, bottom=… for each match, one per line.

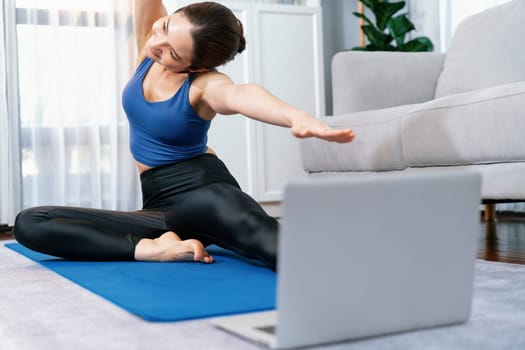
left=193, top=70, right=234, bottom=90
left=189, top=71, right=236, bottom=120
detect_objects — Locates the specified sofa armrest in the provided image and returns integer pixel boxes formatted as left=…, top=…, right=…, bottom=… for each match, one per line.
left=332, top=51, right=445, bottom=115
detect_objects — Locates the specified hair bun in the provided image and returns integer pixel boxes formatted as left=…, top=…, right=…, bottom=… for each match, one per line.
left=236, top=18, right=246, bottom=54
left=238, top=36, right=246, bottom=54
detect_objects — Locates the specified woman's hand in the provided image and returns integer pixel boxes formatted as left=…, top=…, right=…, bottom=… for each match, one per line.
left=291, top=111, right=355, bottom=143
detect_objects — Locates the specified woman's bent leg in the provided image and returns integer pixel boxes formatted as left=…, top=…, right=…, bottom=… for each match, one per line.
left=13, top=206, right=168, bottom=260
left=165, top=183, right=278, bottom=269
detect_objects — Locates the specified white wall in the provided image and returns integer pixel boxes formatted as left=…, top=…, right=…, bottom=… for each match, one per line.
left=320, top=0, right=359, bottom=116
left=407, top=0, right=441, bottom=52
left=408, top=0, right=513, bottom=53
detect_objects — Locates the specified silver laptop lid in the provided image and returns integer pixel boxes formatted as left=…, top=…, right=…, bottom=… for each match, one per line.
left=276, top=170, right=481, bottom=348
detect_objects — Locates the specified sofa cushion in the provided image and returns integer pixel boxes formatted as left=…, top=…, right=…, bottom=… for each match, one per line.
left=434, top=0, right=525, bottom=98
left=301, top=104, right=418, bottom=172
left=402, top=81, right=525, bottom=167
left=332, top=52, right=445, bottom=114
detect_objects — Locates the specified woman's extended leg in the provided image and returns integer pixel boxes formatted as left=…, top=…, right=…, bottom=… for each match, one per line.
left=13, top=206, right=212, bottom=262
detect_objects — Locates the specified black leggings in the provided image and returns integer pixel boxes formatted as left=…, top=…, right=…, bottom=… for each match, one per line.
left=13, top=154, right=278, bottom=269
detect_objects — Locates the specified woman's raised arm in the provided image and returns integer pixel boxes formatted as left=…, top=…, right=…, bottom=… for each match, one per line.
left=134, top=0, right=167, bottom=63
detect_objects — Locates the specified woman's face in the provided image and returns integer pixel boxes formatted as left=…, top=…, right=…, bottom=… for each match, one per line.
left=146, top=12, right=195, bottom=73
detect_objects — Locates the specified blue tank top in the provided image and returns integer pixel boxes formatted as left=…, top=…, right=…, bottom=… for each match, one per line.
left=122, top=57, right=211, bottom=167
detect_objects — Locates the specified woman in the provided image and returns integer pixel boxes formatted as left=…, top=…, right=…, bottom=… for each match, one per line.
left=13, top=1, right=354, bottom=270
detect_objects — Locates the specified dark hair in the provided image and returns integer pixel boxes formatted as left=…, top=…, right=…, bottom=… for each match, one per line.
left=175, top=2, right=246, bottom=70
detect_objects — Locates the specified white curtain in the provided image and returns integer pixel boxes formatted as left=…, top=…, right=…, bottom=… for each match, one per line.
left=5, top=0, right=140, bottom=219
left=1, top=0, right=22, bottom=225
left=1, top=2, right=9, bottom=224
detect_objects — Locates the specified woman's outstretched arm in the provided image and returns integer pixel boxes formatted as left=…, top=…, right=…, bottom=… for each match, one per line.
left=134, top=0, right=167, bottom=63
left=201, top=73, right=355, bottom=143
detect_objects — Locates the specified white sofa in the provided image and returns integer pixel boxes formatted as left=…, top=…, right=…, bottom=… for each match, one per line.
left=301, top=0, right=525, bottom=208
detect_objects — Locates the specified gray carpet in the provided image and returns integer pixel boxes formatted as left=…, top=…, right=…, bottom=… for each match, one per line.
left=1, top=240, right=524, bottom=350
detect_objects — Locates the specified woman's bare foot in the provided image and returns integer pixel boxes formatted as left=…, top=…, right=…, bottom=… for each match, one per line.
left=134, top=231, right=213, bottom=263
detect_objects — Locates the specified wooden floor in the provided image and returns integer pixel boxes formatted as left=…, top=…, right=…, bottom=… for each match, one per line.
left=478, top=211, right=525, bottom=265
left=2, top=212, right=525, bottom=265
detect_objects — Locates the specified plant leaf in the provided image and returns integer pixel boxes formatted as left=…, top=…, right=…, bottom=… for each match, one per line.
left=352, top=11, right=374, bottom=26
left=360, top=0, right=377, bottom=11
left=388, top=14, right=415, bottom=47
left=373, top=1, right=405, bottom=31
left=400, top=36, right=434, bottom=52
left=366, top=43, right=397, bottom=51
left=361, top=24, right=393, bottom=48
left=354, top=0, right=434, bottom=52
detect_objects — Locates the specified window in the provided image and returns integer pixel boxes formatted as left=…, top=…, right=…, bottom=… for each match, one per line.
left=438, top=0, right=511, bottom=50
left=14, top=0, right=137, bottom=209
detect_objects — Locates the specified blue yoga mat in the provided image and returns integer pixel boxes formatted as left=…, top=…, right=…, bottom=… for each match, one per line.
left=6, top=243, right=276, bottom=322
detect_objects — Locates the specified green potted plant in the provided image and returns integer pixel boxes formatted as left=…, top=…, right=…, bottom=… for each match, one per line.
left=352, top=0, right=433, bottom=51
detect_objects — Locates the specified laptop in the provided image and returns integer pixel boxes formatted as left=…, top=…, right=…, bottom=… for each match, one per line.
left=212, top=170, right=482, bottom=349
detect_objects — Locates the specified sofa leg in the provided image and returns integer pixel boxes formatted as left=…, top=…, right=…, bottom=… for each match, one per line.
left=484, top=204, right=497, bottom=239
left=484, top=204, right=496, bottom=222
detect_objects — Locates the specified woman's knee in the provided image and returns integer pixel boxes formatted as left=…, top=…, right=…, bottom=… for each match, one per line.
left=211, top=185, right=279, bottom=267
left=245, top=214, right=278, bottom=268
left=13, top=206, right=53, bottom=247
left=166, top=183, right=279, bottom=268
left=216, top=207, right=278, bottom=269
